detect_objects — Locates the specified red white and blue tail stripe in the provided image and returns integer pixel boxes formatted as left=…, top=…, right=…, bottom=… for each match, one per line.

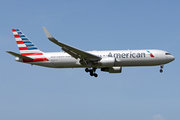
left=12, top=29, right=42, bottom=54
left=12, top=29, right=49, bottom=62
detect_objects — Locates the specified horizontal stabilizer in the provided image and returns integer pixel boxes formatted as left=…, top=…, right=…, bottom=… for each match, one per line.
left=6, top=51, right=34, bottom=60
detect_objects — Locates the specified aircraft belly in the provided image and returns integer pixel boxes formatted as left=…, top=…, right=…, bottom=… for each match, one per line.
left=26, top=61, right=55, bottom=68
left=51, top=58, right=81, bottom=68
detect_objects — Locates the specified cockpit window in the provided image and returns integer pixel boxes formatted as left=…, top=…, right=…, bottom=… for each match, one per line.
left=165, top=53, right=171, bottom=55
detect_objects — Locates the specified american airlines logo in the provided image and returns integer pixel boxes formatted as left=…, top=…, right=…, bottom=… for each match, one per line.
left=108, top=52, right=146, bottom=58
left=147, top=50, right=154, bottom=57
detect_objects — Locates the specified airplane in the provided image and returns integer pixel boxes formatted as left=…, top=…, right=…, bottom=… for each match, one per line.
left=7, top=27, right=175, bottom=77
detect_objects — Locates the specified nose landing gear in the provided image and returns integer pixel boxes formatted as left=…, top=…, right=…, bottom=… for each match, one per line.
left=160, top=65, right=164, bottom=73
left=85, top=68, right=98, bottom=77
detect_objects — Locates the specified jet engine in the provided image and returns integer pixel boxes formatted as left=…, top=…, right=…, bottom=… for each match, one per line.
left=101, top=67, right=122, bottom=73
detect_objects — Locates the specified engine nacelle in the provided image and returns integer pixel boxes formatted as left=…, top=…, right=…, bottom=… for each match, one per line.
left=101, top=67, right=122, bottom=73
left=98, top=57, right=116, bottom=66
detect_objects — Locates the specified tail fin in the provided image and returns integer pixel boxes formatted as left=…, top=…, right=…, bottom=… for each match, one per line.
left=12, top=29, right=43, bottom=56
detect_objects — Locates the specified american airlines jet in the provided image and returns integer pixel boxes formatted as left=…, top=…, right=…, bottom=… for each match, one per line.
left=7, top=28, right=175, bottom=77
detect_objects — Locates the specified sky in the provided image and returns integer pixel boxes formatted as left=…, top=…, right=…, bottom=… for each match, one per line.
left=0, top=0, right=180, bottom=120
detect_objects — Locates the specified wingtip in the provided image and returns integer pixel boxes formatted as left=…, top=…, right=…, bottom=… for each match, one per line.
left=6, top=51, right=11, bottom=53
left=43, top=27, right=53, bottom=38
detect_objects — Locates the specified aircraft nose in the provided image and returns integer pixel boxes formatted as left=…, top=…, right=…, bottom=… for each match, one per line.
left=169, top=55, right=175, bottom=61
left=172, top=55, right=175, bottom=61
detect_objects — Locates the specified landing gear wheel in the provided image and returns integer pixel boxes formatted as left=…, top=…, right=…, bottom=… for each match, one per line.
left=90, top=73, right=94, bottom=76
left=90, top=71, right=94, bottom=76
left=85, top=68, right=89, bottom=72
left=159, top=65, right=164, bottom=73
left=85, top=68, right=98, bottom=77
left=94, top=73, right=98, bottom=77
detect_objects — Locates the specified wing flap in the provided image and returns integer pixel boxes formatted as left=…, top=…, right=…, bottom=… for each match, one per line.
left=62, top=47, right=79, bottom=59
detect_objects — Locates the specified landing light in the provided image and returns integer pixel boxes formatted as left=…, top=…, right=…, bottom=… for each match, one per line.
left=15, top=57, right=19, bottom=61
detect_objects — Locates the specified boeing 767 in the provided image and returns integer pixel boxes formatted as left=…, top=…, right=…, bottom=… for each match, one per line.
left=7, top=27, right=175, bottom=77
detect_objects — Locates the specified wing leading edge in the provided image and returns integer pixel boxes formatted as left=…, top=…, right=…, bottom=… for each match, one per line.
left=43, top=27, right=101, bottom=62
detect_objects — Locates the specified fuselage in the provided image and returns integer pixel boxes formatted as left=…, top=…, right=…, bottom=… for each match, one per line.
left=16, top=49, right=175, bottom=68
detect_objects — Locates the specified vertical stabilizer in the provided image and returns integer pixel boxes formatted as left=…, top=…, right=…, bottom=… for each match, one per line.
left=12, top=29, right=49, bottom=62
left=12, top=29, right=43, bottom=56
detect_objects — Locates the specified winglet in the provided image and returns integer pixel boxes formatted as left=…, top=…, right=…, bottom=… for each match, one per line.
left=43, top=27, right=54, bottom=39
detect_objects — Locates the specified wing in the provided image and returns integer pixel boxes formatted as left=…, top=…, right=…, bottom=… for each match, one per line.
left=43, top=27, right=101, bottom=62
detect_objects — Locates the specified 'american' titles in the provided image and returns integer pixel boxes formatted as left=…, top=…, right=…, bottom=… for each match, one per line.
left=108, top=52, right=146, bottom=58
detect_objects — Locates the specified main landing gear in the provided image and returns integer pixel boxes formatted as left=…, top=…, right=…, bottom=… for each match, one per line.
left=160, top=65, right=164, bottom=73
left=85, top=68, right=98, bottom=77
